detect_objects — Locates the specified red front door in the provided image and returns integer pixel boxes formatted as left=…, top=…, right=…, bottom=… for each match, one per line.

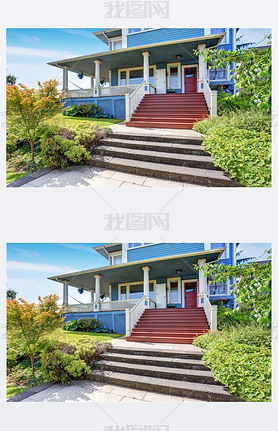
left=184, top=281, right=197, bottom=308
left=184, top=67, right=197, bottom=93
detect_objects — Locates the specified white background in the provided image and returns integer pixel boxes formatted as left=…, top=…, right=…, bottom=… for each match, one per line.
left=0, top=1, right=277, bottom=430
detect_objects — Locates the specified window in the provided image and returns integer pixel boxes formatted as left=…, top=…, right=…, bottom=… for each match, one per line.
left=209, top=283, right=227, bottom=295
left=120, top=71, right=127, bottom=85
left=114, top=256, right=122, bottom=264
left=128, top=28, right=142, bottom=33
left=169, top=67, right=178, bottom=88
left=109, top=38, right=122, bottom=51
left=130, top=283, right=144, bottom=300
left=209, top=68, right=228, bottom=81
left=169, top=281, right=179, bottom=302
left=129, top=69, right=144, bottom=85
left=120, top=285, right=127, bottom=300
left=114, top=41, right=122, bottom=50
left=149, top=68, right=154, bottom=86
left=109, top=252, right=122, bottom=265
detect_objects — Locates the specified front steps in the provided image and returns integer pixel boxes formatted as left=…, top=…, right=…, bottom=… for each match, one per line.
left=126, top=93, right=210, bottom=129
left=126, top=308, right=210, bottom=344
left=90, top=132, right=241, bottom=187
left=90, top=346, right=240, bottom=402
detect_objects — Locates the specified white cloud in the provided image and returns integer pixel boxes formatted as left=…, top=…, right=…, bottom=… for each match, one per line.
left=7, top=260, right=77, bottom=274
left=61, top=29, right=94, bottom=38
left=9, top=32, right=40, bottom=43
left=7, top=46, right=75, bottom=59
left=59, top=243, right=95, bottom=253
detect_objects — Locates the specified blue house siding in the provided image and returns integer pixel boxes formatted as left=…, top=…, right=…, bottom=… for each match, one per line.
left=63, top=96, right=125, bottom=119
left=127, top=28, right=205, bottom=48
left=111, top=69, right=118, bottom=86
left=209, top=28, right=235, bottom=92
left=64, top=310, right=125, bottom=334
left=127, top=243, right=204, bottom=262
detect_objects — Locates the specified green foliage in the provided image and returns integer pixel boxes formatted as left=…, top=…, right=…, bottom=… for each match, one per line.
left=197, top=37, right=271, bottom=111
left=193, top=325, right=271, bottom=401
left=40, top=338, right=108, bottom=384
left=216, top=90, right=253, bottom=115
left=216, top=305, right=252, bottom=330
left=195, top=251, right=272, bottom=327
left=62, top=318, right=101, bottom=332
left=62, top=103, right=100, bottom=118
left=41, top=134, right=91, bottom=169
left=193, top=110, right=271, bottom=187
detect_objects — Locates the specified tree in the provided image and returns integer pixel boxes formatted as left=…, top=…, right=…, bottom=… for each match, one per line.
left=6, top=74, right=16, bottom=85
left=6, top=79, right=64, bottom=160
left=7, top=294, right=65, bottom=374
left=195, top=250, right=272, bottom=326
left=6, top=288, right=17, bottom=300
left=196, top=34, right=271, bottom=111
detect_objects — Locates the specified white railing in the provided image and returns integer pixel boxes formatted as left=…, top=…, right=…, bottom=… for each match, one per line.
left=67, top=299, right=138, bottom=313
left=125, top=295, right=156, bottom=337
left=201, top=78, right=217, bottom=118
left=202, top=293, right=217, bottom=332
left=67, top=85, right=138, bottom=99
left=125, top=81, right=156, bottom=122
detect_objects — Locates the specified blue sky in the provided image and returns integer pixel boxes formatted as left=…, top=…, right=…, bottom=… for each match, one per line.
left=7, top=243, right=271, bottom=303
left=6, top=28, right=271, bottom=89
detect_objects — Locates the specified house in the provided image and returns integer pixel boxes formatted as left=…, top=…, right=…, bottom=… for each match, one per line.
left=48, top=28, right=236, bottom=128
left=49, top=242, right=236, bottom=343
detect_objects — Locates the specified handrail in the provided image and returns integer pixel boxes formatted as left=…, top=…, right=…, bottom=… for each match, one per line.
left=202, top=78, right=217, bottom=117
left=125, top=295, right=156, bottom=336
left=202, top=292, right=217, bottom=332
left=125, top=80, right=156, bottom=122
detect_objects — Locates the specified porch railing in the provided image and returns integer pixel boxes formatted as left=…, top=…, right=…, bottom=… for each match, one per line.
left=201, top=78, right=217, bottom=117
left=201, top=293, right=217, bottom=332
left=125, top=81, right=156, bottom=122
left=67, top=299, right=138, bottom=313
left=67, top=85, right=139, bottom=99
left=125, top=295, right=156, bottom=337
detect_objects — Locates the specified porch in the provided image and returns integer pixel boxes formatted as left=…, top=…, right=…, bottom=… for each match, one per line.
left=49, top=33, right=223, bottom=121
left=49, top=248, right=222, bottom=338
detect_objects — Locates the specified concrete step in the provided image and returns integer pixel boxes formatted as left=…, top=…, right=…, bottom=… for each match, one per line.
left=107, top=132, right=204, bottom=144
left=90, top=155, right=240, bottom=187
left=96, top=360, right=217, bottom=385
left=89, top=370, right=240, bottom=402
left=94, top=145, right=218, bottom=170
left=101, top=352, right=209, bottom=370
left=101, top=138, right=208, bottom=155
left=109, top=346, right=204, bottom=360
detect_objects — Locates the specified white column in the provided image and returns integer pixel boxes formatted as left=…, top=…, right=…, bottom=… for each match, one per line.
left=90, top=74, right=95, bottom=89
left=94, top=274, right=101, bottom=302
left=142, top=266, right=150, bottom=297
left=90, top=289, right=94, bottom=304
left=63, top=282, right=69, bottom=306
left=62, top=66, right=69, bottom=92
left=142, top=51, right=150, bottom=82
left=94, top=60, right=101, bottom=87
left=197, top=43, right=207, bottom=92
left=197, top=258, right=207, bottom=306
left=211, top=305, right=218, bottom=332
left=125, top=308, right=131, bottom=336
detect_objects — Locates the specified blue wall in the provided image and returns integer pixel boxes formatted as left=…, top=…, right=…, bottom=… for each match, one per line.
left=127, top=28, right=204, bottom=47
left=127, top=243, right=204, bottom=262
left=209, top=28, right=235, bottom=92
left=64, top=310, right=125, bottom=334
left=63, top=96, right=125, bottom=119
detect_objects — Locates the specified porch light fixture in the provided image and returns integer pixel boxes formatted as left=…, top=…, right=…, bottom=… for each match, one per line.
left=176, top=269, right=182, bottom=274
left=176, top=54, right=182, bottom=60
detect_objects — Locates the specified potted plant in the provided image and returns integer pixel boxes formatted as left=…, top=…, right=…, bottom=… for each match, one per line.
left=167, top=303, right=176, bottom=308
left=77, top=73, right=84, bottom=80
left=77, top=287, right=84, bottom=294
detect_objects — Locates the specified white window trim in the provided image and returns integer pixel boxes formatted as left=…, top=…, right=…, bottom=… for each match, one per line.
left=118, top=66, right=156, bottom=86
left=109, top=250, right=122, bottom=265
left=127, top=242, right=162, bottom=250
left=109, top=36, right=123, bottom=51
left=167, top=62, right=181, bottom=90
left=167, top=277, right=181, bottom=304
left=181, top=64, right=198, bottom=93
left=209, top=66, right=230, bottom=82
left=182, top=279, right=198, bottom=308
left=118, top=280, right=155, bottom=300
left=127, top=28, right=156, bottom=36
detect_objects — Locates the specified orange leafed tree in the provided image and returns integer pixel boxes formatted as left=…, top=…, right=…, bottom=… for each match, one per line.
left=7, top=294, right=65, bottom=374
left=6, top=79, right=65, bottom=160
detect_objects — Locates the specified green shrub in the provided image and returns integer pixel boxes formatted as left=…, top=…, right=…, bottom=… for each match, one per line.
left=62, top=318, right=101, bottom=332
left=62, top=103, right=100, bottom=118
left=41, top=134, right=91, bottom=169
left=193, top=325, right=271, bottom=401
left=216, top=90, right=253, bottom=116
left=40, top=338, right=109, bottom=384
left=193, top=110, right=271, bottom=187
left=216, top=305, right=252, bottom=330
left=62, top=105, right=78, bottom=117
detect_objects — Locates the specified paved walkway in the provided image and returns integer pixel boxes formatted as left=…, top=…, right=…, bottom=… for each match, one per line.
left=110, top=337, right=202, bottom=353
left=8, top=124, right=202, bottom=188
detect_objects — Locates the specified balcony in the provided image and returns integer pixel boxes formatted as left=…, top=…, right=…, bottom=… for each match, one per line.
left=67, top=85, right=139, bottom=99
left=66, top=299, right=138, bottom=313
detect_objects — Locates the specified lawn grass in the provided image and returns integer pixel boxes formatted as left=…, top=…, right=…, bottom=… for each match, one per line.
left=50, top=114, right=124, bottom=129
left=6, top=170, right=27, bottom=184
left=7, top=384, right=27, bottom=399
left=52, top=328, right=124, bottom=343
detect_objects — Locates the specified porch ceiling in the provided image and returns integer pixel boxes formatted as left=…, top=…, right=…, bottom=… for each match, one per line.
left=48, top=248, right=224, bottom=292
left=48, top=33, right=224, bottom=80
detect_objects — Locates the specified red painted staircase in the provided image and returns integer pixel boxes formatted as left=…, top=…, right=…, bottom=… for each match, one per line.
left=126, top=93, right=209, bottom=129
left=126, top=308, right=210, bottom=344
